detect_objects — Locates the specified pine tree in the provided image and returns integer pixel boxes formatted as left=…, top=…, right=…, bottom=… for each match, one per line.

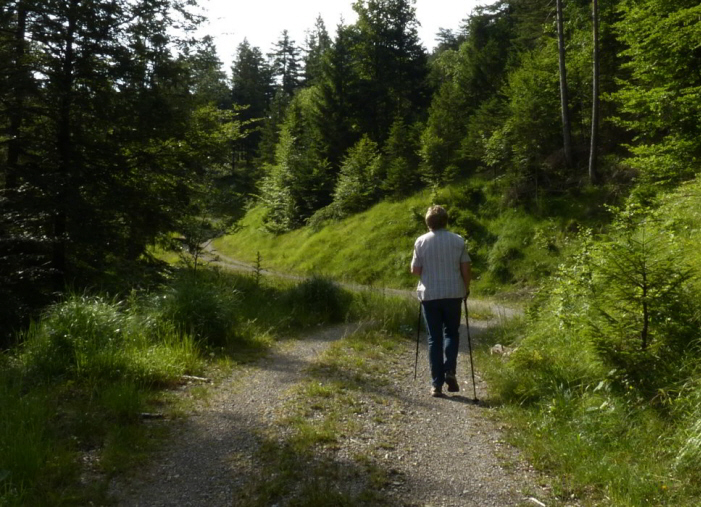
left=231, top=39, right=274, bottom=179
left=269, top=30, right=302, bottom=98
left=314, top=22, right=360, bottom=171
left=303, top=16, right=332, bottom=86
left=0, top=0, right=238, bottom=340
left=351, top=0, right=429, bottom=143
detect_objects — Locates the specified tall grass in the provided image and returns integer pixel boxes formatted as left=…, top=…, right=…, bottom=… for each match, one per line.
left=20, top=293, right=200, bottom=387
left=482, top=314, right=701, bottom=505
left=2, top=266, right=403, bottom=505
left=0, top=383, right=53, bottom=505
left=480, top=177, right=701, bottom=506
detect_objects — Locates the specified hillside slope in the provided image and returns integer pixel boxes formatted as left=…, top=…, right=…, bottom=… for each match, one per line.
left=212, top=181, right=602, bottom=296
left=213, top=194, right=431, bottom=288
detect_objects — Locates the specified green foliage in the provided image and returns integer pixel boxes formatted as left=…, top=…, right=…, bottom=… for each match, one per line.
left=0, top=0, right=249, bottom=342
left=420, top=49, right=467, bottom=185
left=269, top=30, right=303, bottom=98
left=483, top=179, right=701, bottom=505
left=420, top=4, right=515, bottom=184
left=585, top=222, right=698, bottom=396
left=382, top=118, right=422, bottom=197
left=331, top=136, right=383, bottom=217
left=260, top=0, right=431, bottom=233
left=284, top=277, right=351, bottom=326
left=303, top=16, right=332, bottom=87
left=157, top=271, right=241, bottom=348
left=350, top=0, right=429, bottom=142
left=231, top=40, right=274, bottom=181
left=502, top=48, right=562, bottom=174
left=611, top=1, right=701, bottom=186
left=260, top=88, right=334, bottom=233
left=173, top=105, right=248, bottom=270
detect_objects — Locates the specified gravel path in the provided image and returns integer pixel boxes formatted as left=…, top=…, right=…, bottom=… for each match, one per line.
left=109, top=323, right=367, bottom=506
left=109, top=316, right=550, bottom=506
left=109, top=251, right=549, bottom=506
left=383, top=318, right=545, bottom=507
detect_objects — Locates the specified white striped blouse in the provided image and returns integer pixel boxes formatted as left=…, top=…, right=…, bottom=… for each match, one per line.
left=411, top=229, right=471, bottom=301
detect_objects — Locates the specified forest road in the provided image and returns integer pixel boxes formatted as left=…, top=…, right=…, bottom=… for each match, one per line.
left=109, top=252, right=550, bottom=506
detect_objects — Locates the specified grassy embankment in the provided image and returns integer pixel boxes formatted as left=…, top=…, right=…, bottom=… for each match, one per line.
left=214, top=179, right=615, bottom=298
left=479, top=176, right=701, bottom=505
left=0, top=268, right=415, bottom=506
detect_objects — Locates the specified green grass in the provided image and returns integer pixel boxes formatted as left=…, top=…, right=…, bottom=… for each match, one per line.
left=0, top=268, right=378, bottom=506
left=477, top=176, right=701, bottom=506
left=213, top=178, right=619, bottom=298
left=214, top=194, right=429, bottom=288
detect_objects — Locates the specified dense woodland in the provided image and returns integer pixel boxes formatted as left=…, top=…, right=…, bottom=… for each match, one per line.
left=1, top=1, right=701, bottom=504
left=1, top=0, right=699, bottom=340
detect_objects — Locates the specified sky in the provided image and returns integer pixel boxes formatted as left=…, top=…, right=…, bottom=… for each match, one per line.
left=195, top=0, right=492, bottom=71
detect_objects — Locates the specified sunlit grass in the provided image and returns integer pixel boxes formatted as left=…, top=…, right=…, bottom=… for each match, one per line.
left=213, top=196, right=428, bottom=288
left=212, top=180, right=613, bottom=298
left=479, top=178, right=701, bottom=507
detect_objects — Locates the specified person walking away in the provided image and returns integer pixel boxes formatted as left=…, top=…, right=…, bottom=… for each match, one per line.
left=411, top=206, right=471, bottom=397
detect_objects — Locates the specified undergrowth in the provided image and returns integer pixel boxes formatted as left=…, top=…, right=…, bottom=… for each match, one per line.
left=480, top=177, right=701, bottom=506
left=213, top=177, right=621, bottom=297
left=0, top=267, right=384, bottom=506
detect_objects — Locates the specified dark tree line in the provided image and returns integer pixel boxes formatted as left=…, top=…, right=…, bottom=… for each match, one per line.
left=0, top=0, right=239, bottom=341
left=2, top=0, right=700, bottom=340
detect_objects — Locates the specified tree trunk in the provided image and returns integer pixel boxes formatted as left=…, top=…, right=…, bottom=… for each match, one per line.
left=6, top=2, right=28, bottom=191
left=556, top=0, right=574, bottom=169
left=589, top=0, right=600, bottom=185
left=53, top=0, right=78, bottom=289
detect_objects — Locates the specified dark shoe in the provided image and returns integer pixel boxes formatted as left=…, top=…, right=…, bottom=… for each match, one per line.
left=431, top=386, right=443, bottom=397
left=445, top=373, right=460, bottom=393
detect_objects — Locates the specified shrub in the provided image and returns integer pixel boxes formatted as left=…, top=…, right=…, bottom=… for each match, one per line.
left=584, top=223, right=700, bottom=399
left=21, top=295, right=127, bottom=382
left=156, top=270, right=240, bottom=347
left=332, top=136, right=383, bottom=217
left=285, top=277, right=350, bottom=326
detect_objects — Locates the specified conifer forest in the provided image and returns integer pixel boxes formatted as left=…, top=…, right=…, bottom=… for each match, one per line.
left=1, top=0, right=700, bottom=504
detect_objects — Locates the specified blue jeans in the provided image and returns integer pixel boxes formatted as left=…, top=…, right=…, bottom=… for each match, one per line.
left=422, top=298, right=462, bottom=388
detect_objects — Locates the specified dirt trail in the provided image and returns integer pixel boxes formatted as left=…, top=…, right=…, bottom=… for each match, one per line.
left=109, top=253, right=549, bottom=506
left=109, top=323, right=366, bottom=506
left=202, top=244, right=522, bottom=320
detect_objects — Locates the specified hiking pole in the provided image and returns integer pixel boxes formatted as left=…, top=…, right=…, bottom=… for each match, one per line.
left=464, top=297, right=478, bottom=402
left=414, top=302, right=422, bottom=380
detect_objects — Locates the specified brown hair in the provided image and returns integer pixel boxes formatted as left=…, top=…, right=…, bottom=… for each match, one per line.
left=425, top=205, right=448, bottom=230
